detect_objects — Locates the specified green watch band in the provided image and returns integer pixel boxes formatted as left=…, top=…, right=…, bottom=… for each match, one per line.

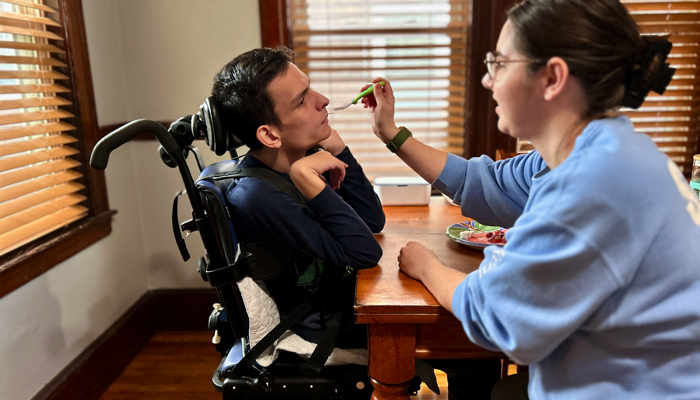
left=386, top=126, right=412, bottom=153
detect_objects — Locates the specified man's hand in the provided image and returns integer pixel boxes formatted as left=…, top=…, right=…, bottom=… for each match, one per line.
left=397, top=241, right=441, bottom=282
left=290, top=151, right=348, bottom=200
left=317, top=128, right=346, bottom=156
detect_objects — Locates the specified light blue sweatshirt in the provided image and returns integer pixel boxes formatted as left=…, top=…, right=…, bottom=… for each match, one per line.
left=433, top=115, right=700, bottom=399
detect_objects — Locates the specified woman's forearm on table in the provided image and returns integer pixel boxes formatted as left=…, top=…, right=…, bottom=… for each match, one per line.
left=420, top=262, right=468, bottom=314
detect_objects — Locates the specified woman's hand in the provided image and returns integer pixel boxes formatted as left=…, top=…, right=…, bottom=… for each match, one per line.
left=290, top=150, right=348, bottom=199
left=361, top=77, right=400, bottom=143
left=397, top=241, right=442, bottom=282
left=397, top=241, right=466, bottom=314
left=316, top=128, right=346, bottom=156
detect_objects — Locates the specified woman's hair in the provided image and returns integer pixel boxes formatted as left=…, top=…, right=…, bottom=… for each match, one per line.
left=507, top=0, right=675, bottom=117
left=212, top=46, right=294, bottom=150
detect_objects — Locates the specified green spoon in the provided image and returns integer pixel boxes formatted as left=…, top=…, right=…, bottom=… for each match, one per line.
left=332, top=81, right=385, bottom=112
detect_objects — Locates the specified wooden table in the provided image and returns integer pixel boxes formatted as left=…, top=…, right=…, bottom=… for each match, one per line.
left=355, top=196, right=503, bottom=400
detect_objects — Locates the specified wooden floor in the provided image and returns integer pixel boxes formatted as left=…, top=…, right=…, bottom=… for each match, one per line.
left=99, top=330, right=451, bottom=399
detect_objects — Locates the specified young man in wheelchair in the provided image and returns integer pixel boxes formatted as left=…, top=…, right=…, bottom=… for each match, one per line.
left=211, top=46, right=384, bottom=351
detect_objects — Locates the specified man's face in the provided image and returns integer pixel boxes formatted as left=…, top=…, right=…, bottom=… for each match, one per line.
left=266, top=63, right=331, bottom=152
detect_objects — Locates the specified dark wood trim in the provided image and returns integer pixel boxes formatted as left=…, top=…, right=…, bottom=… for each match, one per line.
left=463, top=0, right=518, bottom=160
left=53, top=0, right=110, bottom=216
left=31, top=288, right=219, bottom=400
left=259, top=0, right=290, bottom=48
left=0, top=211, right=116, bottom=299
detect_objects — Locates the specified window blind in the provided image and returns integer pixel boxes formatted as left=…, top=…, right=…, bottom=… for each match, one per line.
left=0, top=0, right=86, bottom=256
left=519, top=1, right=699, bottom=174
left=289, top=0, right=469, bottom=179
left=622, top=0, right=700, bottom=174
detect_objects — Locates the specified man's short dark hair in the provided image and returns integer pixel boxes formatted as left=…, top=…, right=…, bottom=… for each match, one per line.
left=212, top=46, right=294, bottom=150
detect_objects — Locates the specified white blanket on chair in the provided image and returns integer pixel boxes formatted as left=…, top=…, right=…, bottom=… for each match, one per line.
left=237, top=277, right=367, bottom=367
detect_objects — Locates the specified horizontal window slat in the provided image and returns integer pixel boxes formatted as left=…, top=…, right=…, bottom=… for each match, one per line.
left=0, top=96, right=72, bottom=111
left=647, top=132, right=697, bottom=138
left=294, top=43, right=467, bottom=52
left=622, top=108, right=698, bottom=118
left=0, top=121, right=76, bottom=141
left=1, top=0, right=58, bottom=14
left=638, top=21, right=700, bottom=34
left=296, top=54, right=467, bottom=63
left=636, top=126, right=692, bottom=133
left=0, top=24, right=63, bottom=41
left=293, top=30, right=467, bottom=41
left=0, top=10, right=61, bottom=27
left=0, top=205, right=88, bottom=255
left=0, top=83, right=70, bottom=95
left=305, top=65, right=467, bottom=73
left=650, top=140, right=694, bottom=148
left=294, top=8, right=468, bottom=18
left=0, top=55, right=67, bottom=67
left=0, top=193, right=86, bottom=235
left=0, top=70, right=69, bottom=80
left=0, top=133, right=78, bottom=157
left=298, top=0, right=468, bottom=5
left=0, top=158, right=80, bottom=188
left=0, top=146, right=78, bottom=172
left=309, top=72, right=467, bottom=82
left=631, top=12, right=700, bottom=24
left=0, top=109, right=74, bottom=126
left=0, top=40, right=64, bottom=53
left=0, top=181, right=83, bottom=219
left=624, top=1, right=700, bottom=12
left=0, top=168, right=82, bottom=203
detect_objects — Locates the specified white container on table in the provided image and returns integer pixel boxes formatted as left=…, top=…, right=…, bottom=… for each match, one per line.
left=373, top=176, right=431, bottom=206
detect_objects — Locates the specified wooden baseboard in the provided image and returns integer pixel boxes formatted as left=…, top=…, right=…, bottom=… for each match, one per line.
left=31, top=288, right=219, bottom=400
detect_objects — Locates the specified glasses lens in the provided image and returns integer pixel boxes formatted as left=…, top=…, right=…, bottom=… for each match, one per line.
left=486, top=52, right=495, bottom=79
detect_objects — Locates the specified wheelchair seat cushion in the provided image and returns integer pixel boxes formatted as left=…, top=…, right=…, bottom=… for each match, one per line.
left=237, top=276, right=367, bottom=368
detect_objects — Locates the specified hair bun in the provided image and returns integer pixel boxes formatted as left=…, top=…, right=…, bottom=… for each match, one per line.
left=622, top=36, right=675, bottom=109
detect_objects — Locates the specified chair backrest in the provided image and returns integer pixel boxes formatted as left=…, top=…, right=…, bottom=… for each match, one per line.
left=495, top=149, right=518, bottom=161
left=194, top=158, right=299, bottom=344
left=195, top=158, right=250, bottom=341
left=196, top=159, right=244, bottom=265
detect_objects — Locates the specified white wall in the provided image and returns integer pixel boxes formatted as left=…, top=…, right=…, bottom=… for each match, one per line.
left=0, top=1, right=261, bottom=399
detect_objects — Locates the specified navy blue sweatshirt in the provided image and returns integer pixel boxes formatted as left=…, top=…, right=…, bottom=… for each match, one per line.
left=225, top=146, right=384, bottom=343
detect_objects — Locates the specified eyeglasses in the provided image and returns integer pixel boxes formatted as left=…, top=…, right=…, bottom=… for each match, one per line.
left=484, top=52, right=544, bottom=81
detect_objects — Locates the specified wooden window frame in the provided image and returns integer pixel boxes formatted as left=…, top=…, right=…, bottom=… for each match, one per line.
left=0, top=0, right=114, bottom=299
left=258, top=0, right=519, bottom=161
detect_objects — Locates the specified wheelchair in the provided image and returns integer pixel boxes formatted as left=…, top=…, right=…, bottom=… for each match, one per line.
left=89, top=97, right=416, bottom=399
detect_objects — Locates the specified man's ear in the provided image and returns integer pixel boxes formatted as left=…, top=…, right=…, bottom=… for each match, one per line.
left=256, top=124, right=282, bottom=149
left=542, top=57, right=570, bottom=102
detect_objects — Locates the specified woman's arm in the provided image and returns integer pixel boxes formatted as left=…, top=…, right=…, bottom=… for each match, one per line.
left=362, top=79, right=449, bottom=184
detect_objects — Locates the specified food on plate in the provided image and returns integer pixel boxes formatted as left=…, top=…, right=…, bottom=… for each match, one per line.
left=460, top=229, right=507, bottom=245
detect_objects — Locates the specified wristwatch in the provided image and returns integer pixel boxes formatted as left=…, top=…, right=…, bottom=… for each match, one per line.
left=386, top=126, right=412, bottom=153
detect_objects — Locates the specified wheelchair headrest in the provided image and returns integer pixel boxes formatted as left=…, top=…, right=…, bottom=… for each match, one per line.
left=191, top=96, right=245, bottom=156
